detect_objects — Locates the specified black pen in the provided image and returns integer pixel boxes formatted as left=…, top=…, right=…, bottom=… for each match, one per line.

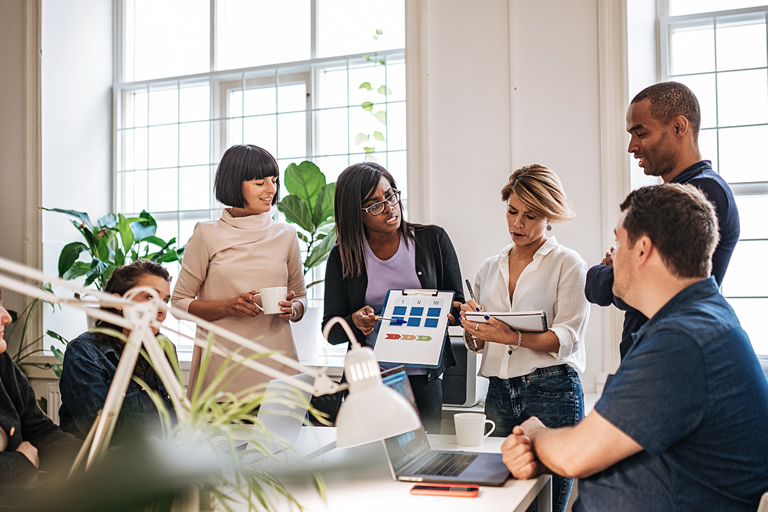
left=464, top=279, right=476, bottom=302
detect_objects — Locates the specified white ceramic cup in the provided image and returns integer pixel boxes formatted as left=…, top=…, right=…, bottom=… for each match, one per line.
left=454, top=412, right=496, bottom=446
left=259, top=286, right=288, bottom=315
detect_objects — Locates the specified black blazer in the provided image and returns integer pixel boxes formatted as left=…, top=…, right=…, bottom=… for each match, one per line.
left=322, top=224, right=464, bottom=381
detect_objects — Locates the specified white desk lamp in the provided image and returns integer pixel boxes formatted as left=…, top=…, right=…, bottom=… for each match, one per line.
left=0, top=256, right=420, bottom=467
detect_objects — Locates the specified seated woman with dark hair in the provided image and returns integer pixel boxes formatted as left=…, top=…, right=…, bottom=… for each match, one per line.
left=58, top=260, right=177, bottom=441
left=0, top=289, right=80, bottom=487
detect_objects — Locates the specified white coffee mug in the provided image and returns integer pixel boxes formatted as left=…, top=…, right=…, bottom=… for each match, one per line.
left=454, top=412, right=496, bottom=446
left=259, top=286, right=288, bottom=315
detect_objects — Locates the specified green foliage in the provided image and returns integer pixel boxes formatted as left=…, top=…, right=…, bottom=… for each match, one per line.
left=277, top=161, right=337, bottom=286
left=42, top=208, right=186, bottom=291
left=136, top=331, right=328, bottom=511
left=356, top=29, right=391, bottom=162
left=6, top=285, right=67, bottom=378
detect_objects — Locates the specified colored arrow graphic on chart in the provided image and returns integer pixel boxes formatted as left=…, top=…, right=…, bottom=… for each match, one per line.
left=384, top=334, right=432, bottom=341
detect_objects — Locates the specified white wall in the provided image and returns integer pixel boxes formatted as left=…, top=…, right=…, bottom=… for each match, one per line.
left=2, top=0, right=621, bottom=394
left=414, top=0, right=606, bottom=392
left=41, top=0, right=113, bottom=346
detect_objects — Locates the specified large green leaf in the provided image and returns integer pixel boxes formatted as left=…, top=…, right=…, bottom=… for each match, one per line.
left=41, top=207, right=92, bottom=227
left=277, top=195, right=314, bottom=232
left=97, top=233, right=111, bottom=262
left=62, top=261, right=91, bottom=280
left=359, top=82, right=372, bottom=90
left=84, top=260, right=113, bottom=288
left=312, top=183, right=335, bottom=228
left=283, top=161, right=326, bottom=217
left=117, top=214, right=135, bottom=253
left=131, top=210, right=157, bottom=241
left=115, top=247, right=126, bottom=267
left=58, top=241, right=88, bottom=277
left=96, top=213, right=118, bottom=229
left=305, top=229, right=337, bottom=269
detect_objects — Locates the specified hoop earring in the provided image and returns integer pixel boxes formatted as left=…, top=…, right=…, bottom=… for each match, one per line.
left=546, top=224, right=552, bottom=231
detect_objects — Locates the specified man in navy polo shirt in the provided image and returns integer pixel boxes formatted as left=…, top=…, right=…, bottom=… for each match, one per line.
left=586, top=81, right=740, bottom=359
left=501, top=184, right=768, bottom=511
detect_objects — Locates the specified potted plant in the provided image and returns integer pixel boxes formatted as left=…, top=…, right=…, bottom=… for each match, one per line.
left=276, top=161, right=336, bottom=288
left=42, top=208, right=185, bottom=291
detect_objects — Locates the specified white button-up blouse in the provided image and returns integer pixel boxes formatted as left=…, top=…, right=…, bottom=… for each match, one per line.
left=473, top=236, right=589, bottom=379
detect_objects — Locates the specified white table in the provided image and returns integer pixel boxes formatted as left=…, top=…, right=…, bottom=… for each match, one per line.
left=246, top=427, right=551, bottom=512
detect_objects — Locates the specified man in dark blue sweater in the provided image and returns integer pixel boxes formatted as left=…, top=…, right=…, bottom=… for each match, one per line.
left=585, top=81, right=740, bottom=358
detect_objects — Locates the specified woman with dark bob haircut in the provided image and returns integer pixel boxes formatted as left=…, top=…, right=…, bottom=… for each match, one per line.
left=322, top=162, right=464, bottom=433
left=173, top=144, right=307, bottom=395
left=459, top=164, right=589, bottom=512
left=59, top=259, right=177, bottom=441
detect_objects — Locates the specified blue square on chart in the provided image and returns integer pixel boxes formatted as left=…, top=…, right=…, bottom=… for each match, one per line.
left=427, top=307, right=441, bottom=317
left=410, top=307, right=424, bottom=317
left=424, top=318, right=439, bottom=328
left=390, top=318, right=405, bottom=326
left=393, top=306, right=407, bottom=316
left=407, top=317, right=421, bottom=327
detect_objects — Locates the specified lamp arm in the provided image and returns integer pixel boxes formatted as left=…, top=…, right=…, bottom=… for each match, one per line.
left=159, top=304, right=341, bottom=396
left=321, top=316, right=362, bottom=350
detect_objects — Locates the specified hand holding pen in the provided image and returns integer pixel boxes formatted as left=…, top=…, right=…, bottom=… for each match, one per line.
left=353, top=305, right=406, bottom=336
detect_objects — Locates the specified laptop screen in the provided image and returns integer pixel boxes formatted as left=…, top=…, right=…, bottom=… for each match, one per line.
left=380, top=367, right=431, bottom=472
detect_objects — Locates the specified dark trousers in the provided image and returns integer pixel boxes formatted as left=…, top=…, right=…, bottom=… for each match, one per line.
left=408, top=374, right=443, bottom=434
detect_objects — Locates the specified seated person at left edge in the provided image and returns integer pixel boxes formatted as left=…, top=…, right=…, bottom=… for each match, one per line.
left=0, top=289, right=80, bottom=487
left=322, top=162, right=464, bottom=433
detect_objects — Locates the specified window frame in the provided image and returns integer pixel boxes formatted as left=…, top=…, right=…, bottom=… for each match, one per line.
left=112, top=1, right=407, bottom=361
left=659, top=1, right=768, bottom=355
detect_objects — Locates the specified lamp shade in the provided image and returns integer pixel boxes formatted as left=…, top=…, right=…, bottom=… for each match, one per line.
left=334, top=344, right=421, bottom=449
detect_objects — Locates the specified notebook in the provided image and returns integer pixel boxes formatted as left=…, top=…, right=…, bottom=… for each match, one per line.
left=380, top=367, right=511, bottom=486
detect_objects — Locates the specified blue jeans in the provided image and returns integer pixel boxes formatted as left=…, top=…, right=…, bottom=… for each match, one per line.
left=485, top=365, right=584, bottom=512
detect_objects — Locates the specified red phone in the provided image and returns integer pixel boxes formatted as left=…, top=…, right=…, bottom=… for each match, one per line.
left=409, top=484, right=479, bottom=497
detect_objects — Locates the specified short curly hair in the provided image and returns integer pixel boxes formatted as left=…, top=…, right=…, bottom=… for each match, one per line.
left=631, top=81, right=701, bottom=136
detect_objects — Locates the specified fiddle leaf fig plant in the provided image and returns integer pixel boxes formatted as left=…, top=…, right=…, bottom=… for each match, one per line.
left=42, top=207, right=185, bottom=291
left=277, top=161, right=336, bottom=287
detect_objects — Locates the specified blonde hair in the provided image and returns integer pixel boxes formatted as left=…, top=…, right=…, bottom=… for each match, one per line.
left=501, top=164, right=574, bottom=223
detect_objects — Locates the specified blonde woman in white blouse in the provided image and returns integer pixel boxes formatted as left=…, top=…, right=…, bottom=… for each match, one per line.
left=460, top=164, right=589, bottom=512
left=173, top=145, right=307, bottom=395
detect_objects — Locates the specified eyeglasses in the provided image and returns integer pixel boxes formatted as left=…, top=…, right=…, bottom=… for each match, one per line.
left=361, top=190, right=401, bottom=216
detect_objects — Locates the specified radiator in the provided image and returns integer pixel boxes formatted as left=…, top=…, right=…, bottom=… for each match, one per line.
left=47, top=383, right=61, bottom=425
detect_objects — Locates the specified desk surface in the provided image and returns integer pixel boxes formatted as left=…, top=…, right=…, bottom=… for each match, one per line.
left=244, top=427, right=550, bottom=512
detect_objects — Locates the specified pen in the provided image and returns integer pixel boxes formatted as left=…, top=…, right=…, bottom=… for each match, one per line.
left=360, top=313, right=407, bottom=324
left=376, top=315, right=407, bottom=324
left=464, top=279, right=476, bottom=302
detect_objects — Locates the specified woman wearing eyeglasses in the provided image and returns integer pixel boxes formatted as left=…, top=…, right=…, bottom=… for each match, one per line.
left=322, top=162, right=464, bottom=433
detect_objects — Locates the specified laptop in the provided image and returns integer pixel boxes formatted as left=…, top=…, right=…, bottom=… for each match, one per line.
left=380, top=367, right=511, bottom=486
left=245, top=373, right=313, bottom=454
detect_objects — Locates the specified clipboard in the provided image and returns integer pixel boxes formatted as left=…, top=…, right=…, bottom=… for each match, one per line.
left=465, top=311, right=548, bottom=332
left=372, top=289, right=455, bottom=369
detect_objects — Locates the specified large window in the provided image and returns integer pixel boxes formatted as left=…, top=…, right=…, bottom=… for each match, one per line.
left=115, top=0, right=406, bottom=359
left=660, top=0, right=768, bottom=355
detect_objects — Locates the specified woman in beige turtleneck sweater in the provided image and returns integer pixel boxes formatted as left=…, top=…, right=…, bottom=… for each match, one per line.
left=173, top=145, right=307, bottom=395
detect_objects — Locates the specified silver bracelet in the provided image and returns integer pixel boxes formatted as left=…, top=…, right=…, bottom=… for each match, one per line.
left=507, top=330, right=523, bottom=355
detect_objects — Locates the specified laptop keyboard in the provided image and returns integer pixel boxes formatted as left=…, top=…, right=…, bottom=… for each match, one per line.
left=417, top=452, right=478, bottom=477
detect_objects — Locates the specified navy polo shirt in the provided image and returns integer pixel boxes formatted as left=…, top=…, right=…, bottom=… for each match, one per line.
left=584, top=160, right=740, bottom=358
left=574, top=278, right=768, bottom=511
